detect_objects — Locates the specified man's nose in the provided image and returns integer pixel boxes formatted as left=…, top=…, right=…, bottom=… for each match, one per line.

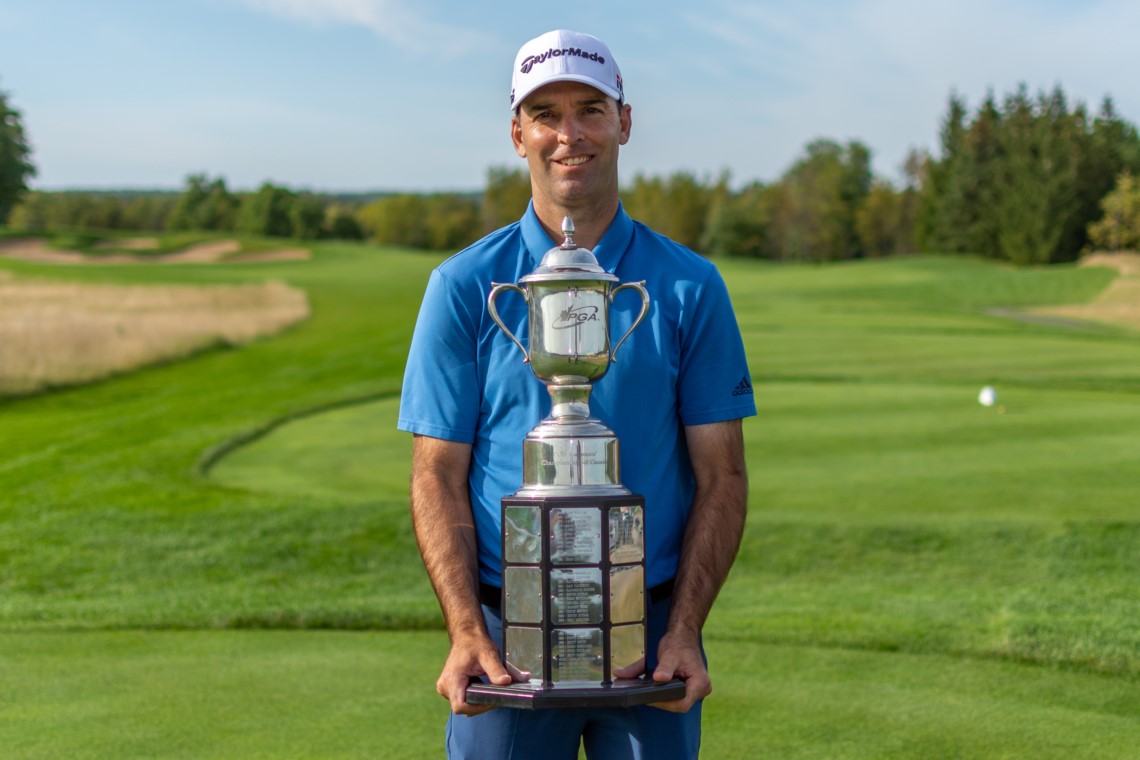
left=557, top=116, right=583, bottom=143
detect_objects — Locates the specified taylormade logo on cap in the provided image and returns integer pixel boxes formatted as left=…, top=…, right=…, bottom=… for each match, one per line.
left=510, top=30, right=624, bottom=111
left=520, top=47, right=606, bottom=74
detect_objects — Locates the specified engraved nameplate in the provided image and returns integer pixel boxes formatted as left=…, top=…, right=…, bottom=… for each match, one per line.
left=523, top=439, right=620, bottom=489
left=549, top=507, right=602, bottom=565
left=550, top=567, right=603, bottom=624
left=551, top=628, right=604, bottom=683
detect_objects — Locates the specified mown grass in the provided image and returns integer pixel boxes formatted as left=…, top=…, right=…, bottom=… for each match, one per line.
left=4, top=634, right=1137, bottom=760
left=1, top=249, right=1138, bottom=757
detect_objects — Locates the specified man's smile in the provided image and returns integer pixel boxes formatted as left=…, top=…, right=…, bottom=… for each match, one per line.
left=556, top=155, right=593, bottom=166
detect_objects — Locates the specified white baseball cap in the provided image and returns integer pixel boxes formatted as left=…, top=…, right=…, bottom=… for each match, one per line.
left=510, top=30, right=624, bottom=112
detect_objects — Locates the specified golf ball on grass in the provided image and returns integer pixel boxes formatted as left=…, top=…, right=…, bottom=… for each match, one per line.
left=978, top=386, right=996, bottom=407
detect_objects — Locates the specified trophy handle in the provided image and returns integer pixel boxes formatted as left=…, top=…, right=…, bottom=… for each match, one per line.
left=488, top=282, right=530, bottom=363
left=609, top=280, right=650, bottom=363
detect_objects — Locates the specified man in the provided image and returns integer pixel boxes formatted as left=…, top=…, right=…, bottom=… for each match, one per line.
left=398, top=29, right=755, bottom=759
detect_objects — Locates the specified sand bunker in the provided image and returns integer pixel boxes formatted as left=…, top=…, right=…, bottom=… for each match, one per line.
left=1078, top=251, right=1140, bottom=276
left=0, top=237, right=310, bottom=265
left=1029, top=252, right=1140, bottom=332
left=0, top=275, right=310, bottom=395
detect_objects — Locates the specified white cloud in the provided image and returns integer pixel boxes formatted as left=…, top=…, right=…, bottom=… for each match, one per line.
left=238, top=0, right=490, bottom=55
left=667, top=0, right=1140, bottom=182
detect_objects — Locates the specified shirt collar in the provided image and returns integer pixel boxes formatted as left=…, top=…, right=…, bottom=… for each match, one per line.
left=520, top=201, right=634, bottom=274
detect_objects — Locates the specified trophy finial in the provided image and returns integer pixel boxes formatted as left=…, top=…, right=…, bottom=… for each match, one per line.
left=560, top=217, right=576, bottom=249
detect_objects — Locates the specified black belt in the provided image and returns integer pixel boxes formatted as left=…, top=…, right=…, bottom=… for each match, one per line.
left=479, top=578, right=674, bottom=608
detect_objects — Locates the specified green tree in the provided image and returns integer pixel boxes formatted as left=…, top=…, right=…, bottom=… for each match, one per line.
left=1068, top=97, right=1140, bottom=256
left=1086, top=171, right=1140, bottom=251
left=289, top=193, right=326, bottom=240
left=168, top=174, right=238, bottom=231
left=0, top=84, right=36, bottom=223
left=919, top=91, right=1000, bottom=256
left=325, top=204, right=364, bottom=240
left=855, top=180, right=902, bottom=258
left=482, top=166, right=531, bottom=232
left=237, top=182, right=296, bottom=237
left=760, top=139, right=871, bottom=261
left=120, top=194, right=177, bottom=231
left=623, top=171, right=721, bottom=251
left=357, top=194, right=428, bottom=248
left=423, top=194, right=480, bottom=250
left=919, top=85, right=1140, bottom=264
left=700, top=181, right=769, bottom=258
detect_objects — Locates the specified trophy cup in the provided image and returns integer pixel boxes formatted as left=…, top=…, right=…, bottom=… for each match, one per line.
left=465, top=218, right=686, bottom=709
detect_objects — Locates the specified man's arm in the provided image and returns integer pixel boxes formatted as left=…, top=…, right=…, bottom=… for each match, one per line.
left=652, top=418, right=748, bottom=712
left=410, top=433, right=511, bottom=715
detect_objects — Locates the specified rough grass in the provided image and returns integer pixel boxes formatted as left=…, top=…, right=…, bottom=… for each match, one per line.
left=0, top=274, right=309, bottom=395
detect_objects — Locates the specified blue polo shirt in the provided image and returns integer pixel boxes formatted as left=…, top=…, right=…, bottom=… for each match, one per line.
left=398, top=202, right=756, bottom=588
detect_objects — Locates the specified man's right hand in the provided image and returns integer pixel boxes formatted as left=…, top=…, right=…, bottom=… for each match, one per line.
left=437, top=631, right=513, bottom=716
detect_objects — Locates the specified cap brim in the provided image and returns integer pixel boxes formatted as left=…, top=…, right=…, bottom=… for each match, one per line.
left=513, top=75, right=623, bottom=112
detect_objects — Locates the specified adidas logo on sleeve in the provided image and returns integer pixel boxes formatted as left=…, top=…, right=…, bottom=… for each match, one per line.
left=732, top=377, right=754, bottom=397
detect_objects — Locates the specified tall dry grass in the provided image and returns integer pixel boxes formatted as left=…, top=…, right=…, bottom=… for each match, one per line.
left=0, top=273, right=310, bottom=395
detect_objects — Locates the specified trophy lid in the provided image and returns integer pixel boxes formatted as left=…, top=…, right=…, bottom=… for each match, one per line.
left=521, top=217, right=618, bottom=283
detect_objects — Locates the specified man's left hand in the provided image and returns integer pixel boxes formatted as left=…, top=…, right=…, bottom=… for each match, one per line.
left=649, top=630, right=710, bottom=713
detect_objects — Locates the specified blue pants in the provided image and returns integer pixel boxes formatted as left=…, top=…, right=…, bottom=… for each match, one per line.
left=445, top=594, right=702, bottom=760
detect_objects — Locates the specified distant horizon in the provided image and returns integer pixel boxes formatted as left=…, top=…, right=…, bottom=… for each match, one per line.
left=3, top=0, right=1138, bottom=191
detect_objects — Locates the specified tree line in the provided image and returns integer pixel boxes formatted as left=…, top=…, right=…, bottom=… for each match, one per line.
left=3, top=83, right=1139, bottom=263
left=919, top=86, right=1140, bottom=264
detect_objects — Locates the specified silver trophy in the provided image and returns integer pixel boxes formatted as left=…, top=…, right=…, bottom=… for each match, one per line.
left=466, top=218, right=684, bottom=709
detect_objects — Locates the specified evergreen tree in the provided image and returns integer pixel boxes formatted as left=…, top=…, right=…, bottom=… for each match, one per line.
left=0, top=84, right=35, bottom=223
left=919, top=85, right=1140, bottom=264
left=917, top=93, right=969, bottom=252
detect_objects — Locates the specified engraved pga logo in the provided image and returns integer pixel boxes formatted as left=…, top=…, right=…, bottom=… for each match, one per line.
left=552, top=304, right=600, bottom=330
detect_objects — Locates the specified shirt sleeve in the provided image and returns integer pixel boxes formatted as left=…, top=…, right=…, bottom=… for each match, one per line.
left=396, top=267, right=481, bottom=443
left=676, top=265, right=757, bottom=426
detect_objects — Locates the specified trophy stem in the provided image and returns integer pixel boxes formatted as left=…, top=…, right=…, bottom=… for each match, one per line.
left=547, top=378, right=593, bottom=421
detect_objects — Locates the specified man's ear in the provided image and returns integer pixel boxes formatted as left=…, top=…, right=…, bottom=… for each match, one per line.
left=619, top=103, right=632, bottom=146
left=511, top=116, right=527, bottom=158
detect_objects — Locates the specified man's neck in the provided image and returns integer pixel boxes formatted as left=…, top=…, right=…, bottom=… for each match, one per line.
left=531, top=195, right=619, bottom=251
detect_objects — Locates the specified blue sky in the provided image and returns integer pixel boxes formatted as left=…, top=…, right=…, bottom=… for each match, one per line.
left=1, top=0, right=1137, bottom=192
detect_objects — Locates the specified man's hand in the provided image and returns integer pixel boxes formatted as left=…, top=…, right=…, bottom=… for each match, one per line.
left=411, top=435, right=512, bottom=716
left=650, top=630, right=711, bottom=713
left=437, top=630, right=513, bottom=716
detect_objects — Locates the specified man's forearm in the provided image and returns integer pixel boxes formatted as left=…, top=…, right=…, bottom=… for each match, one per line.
left=668, top=420, right=748, bottom=638
left=409, top=436, right=485, bottom=640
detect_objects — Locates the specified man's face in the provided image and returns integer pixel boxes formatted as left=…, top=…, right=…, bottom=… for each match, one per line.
left=511, top=81, right=632, bottom=210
